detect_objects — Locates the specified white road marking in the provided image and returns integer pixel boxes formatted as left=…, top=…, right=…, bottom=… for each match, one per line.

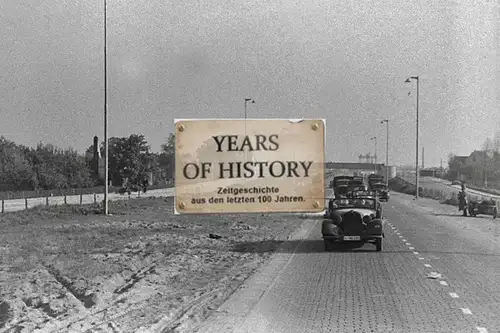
left=460, top=308, right=472, bottom=315
left=413, top=251, right=419, bottom=255
left=406, top=242, right=411, bottom=245
left=418, top=257, right=425, bottom=260
left=440, top=281, right=448, bottom=286
left=409, top=247, right=415, bottom=250
left=399, top=235, right=403, bottom=238
left=402, top=239, right=407, bottom=242
left=424, top=264, right=432, bottom=267
left=477, top=327, right=488, bottom=333
left=449, top=292, right=459, bottom=298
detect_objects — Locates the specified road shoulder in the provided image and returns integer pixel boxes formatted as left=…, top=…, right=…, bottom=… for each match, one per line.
left=190, top=218, right=318, bottom=333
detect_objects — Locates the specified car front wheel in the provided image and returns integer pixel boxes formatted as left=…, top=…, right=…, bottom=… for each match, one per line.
left=375, top=239, right=382, bottom=252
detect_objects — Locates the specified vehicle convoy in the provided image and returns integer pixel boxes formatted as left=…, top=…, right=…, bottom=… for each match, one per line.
left=322, top=195, right=384, bottom=251
left=370, top=182, right=390, bottom=201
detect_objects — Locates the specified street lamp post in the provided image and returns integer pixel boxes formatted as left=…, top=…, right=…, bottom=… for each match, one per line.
left=243, top=98, right=255, bottom=164
left=371, top=136, right=377, bottom=173
left=244, top=98, right=255, bottom=119
left=103, top=0, right=109, bottom=214
left=405, top=76, right=420, bottom=199
left=381, top=119, right=389, bottom=185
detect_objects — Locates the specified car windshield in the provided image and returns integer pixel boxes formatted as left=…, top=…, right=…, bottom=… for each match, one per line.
left=331, top=198, right=376, bottom=209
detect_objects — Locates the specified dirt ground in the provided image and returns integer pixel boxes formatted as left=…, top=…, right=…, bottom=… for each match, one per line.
left=0, top=197, right=310, bottom=333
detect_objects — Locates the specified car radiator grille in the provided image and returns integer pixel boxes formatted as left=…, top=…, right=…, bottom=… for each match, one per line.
left=341, top=210, right=365, bottom=235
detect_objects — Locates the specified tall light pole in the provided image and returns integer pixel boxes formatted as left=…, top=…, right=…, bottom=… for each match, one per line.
left=381, top=119, right=389, bottom=185
left=405, top=76, right=420, bottom=199
left=244, top=98, right=255, bottom=119
left=371, top=136, right=377, bottom=173
left=103, top=0, right=109, bottom=214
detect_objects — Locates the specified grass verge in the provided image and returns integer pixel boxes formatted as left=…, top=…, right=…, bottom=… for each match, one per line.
left=389, top=177, right=459, bottom=206
left=0, top=196, right=309, bottom=333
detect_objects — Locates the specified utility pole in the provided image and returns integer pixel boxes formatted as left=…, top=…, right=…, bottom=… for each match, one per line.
left=244, top=98, right=255, bottom=119
left=371, top=137, right=377, bottom=173
left=381, top=119, right=389, bottom=185
left=103, top=0, right=109, bottom=215
left=422, top=147, right=424, bottom=169
left=405, top=76, right=420, bottom=199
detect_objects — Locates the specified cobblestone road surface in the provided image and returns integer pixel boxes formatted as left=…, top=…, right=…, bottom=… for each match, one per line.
left=194, top=191, right=500, bottom=333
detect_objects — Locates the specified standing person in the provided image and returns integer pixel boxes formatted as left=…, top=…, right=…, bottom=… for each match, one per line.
left=458, top=183, right=468, bottom=216
left=142, top=177, right=148, bottom=193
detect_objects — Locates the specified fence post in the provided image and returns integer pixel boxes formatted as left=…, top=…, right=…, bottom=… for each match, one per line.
left=80, top=194, right=83, bottom=205
left=25, top=198, right=28, bottom=210
left=1, top=199, right=4, bottom=214
left=64, top=195, right=67, bottom=205
left=46, top=196, right=49, bottom=206
left=94, top=193, right=97, bottom=203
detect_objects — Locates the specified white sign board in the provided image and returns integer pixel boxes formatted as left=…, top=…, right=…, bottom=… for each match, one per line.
left=174, top=119, right=325, bottom=214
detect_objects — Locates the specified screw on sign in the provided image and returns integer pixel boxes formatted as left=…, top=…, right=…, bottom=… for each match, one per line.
left=174, top=119, right=326, bottom=214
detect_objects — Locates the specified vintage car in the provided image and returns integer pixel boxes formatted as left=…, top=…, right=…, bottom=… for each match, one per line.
left=349, top=190, right=378, bottom=199
left=370, top=182, right=389, bottom=201
left=333, top=176, right=353, bottom=188
left=322, top=196, right=384, bottom=251
left=335, top=185, right=349, bottom=197
left=347, top=185, right=366, bottom=194
left=467, top=197, right=498, bottom=218
left=348, top=178, right=367, bottom=191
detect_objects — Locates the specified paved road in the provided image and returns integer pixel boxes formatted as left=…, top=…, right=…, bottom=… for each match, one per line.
left=0, top=188, right=175, bottom=213
left=401, top=176, right=500, bottom=201
left=195, top=191, right=500, bottom=333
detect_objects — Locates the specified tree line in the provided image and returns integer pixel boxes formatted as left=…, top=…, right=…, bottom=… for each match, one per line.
left=447, top=130, right=500, bottom=187
left=0, top=133, right=175, bottom=193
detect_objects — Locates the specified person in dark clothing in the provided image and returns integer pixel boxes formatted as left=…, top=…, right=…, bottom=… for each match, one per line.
left=458, top=183, right=468, bottom=216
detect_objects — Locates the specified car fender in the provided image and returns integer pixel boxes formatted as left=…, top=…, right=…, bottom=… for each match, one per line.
left=322, top=218, right=339, bottom=235
left=366, top=218, right=383, bottom=234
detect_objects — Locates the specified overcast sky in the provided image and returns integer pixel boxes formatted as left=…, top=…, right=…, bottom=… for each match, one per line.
left=1, top=0, right=499, bottom=167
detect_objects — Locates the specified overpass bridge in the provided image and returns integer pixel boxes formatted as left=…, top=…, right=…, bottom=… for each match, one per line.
left=325, top=162, right=382, bottom=171
left=324, top=162, right=396, bottom=178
